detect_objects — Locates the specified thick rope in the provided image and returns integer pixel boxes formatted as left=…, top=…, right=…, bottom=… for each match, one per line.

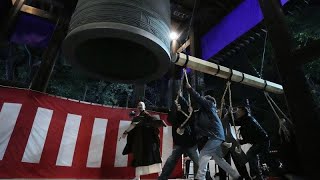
left=219, top=81, right=231, bottom=119
left=227, top=83, right=242, bottom=153
left=219, top=81, right=242, bottom=153
left=265, top=93, right=291, bottom=122
left=264, top=92, right=292, bottom=142
left=220, top=81, right=238, bottom=138
left=255, top=31, right=292, bottom=142
left=175, top=69, right=193, bottom=135
left=228, top=83, right=239, bottom=140
left=260, top=32, right=268, bottom=78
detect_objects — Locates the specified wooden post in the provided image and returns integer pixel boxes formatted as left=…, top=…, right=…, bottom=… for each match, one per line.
left=189, top=25, right=204, bottom=93
left=0, top=0, right=24, bottom=40
left=29, top=14, right=70, bottom=92
left=258, top=0, right=320, bottom=177
left=176, top=39, right=190, bottom=53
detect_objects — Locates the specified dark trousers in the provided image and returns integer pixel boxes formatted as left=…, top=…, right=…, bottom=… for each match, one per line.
left=185, top=160, right=211, bottom=179
left=247, top=140, right=281, bottom=179
left=158, top=145, right=199, bottom=180
left=218, top=151, right=250, bottom=180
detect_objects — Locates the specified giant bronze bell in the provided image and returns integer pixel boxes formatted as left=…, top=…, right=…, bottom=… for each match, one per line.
left=62, top=0, right=171, bottom=83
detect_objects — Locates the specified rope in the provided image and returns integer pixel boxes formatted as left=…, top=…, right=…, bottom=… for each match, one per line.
left=219, top=81, right=230, bottom=119
left=175, top=69, right=193, bottom=135
left=185, top=0, right=198, bottom=42
left=260, top=32, right=268, bottom=78
left=255, top=31, right=292, bottom=142
left=265, top=93, right=291, bottom=121
left=219, top=81, right=242, bottom=153
left=228, top=83, right=238, bottom=140
left=264, top=92, right=292, bottom=142
left=227, top=83, right=242, bottom=153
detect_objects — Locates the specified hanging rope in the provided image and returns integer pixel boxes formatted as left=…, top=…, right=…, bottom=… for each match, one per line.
left=260, top=32, right=268, bottom=78
left=175, top=69, right=193, bottom=135
left=219, top=81, right=242, bottom=153
left=228, top=83, right=239, bottom=140
left=219, top=81, right=231, bottom=119
left=185, top=0, right=198, bottom=42
left=264, top=92, right=293, bottom=142
left=255, top=31, right=293, bottom=142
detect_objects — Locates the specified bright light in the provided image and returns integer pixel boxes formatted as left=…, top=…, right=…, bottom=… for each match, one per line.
left=170, top=32, right=179, bottom=40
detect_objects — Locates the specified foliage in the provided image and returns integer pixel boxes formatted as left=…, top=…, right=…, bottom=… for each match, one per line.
left=287, top=7, right=320, bottom=46
left=47, top=64, right=134, bottom=107
left=287, top=7, right=320, bottom=107
left=247, top=7, right=320, bottom=108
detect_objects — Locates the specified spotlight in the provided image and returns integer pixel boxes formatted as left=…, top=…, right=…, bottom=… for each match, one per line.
left=170, top=32, right=179, bottom=40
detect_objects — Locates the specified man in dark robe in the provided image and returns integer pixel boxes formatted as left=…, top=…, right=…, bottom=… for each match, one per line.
left=122, top=102, right=166, bottom=180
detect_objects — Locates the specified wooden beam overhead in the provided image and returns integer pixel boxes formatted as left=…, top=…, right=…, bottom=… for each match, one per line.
left=176, top=39, right=191, bottom=53
left=20, top=4, right=56, bottom=21
left=12, top=0, right=56, bottom=21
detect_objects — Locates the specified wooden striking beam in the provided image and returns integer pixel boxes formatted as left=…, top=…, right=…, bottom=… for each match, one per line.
left=173, top=53, right=284, bottom=94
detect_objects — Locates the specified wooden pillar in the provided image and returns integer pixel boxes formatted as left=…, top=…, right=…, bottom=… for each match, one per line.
left=0, top=0, right=24, bottom=40
left=0, top=0, right=12, bottom=27
left=189, top=25, right=204, bottom=93
left=169, top=63, right=178, bottom=109
left=29, top=14, right=70, bottom=92
left=258, top=0, right=320, bottom=177
left=188, top=0, right=202, bottom=93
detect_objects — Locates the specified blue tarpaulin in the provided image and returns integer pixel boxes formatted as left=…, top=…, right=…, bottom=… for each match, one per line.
left=10, top=13, right=55, bottom=48
left=201, top=0, right=289, bottom=60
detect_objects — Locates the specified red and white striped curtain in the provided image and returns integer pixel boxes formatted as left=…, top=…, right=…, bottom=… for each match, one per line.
left=0, top=86, right=182, bottom=179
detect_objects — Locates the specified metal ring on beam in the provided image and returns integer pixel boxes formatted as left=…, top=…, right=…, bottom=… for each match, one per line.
left=214, top=65, right=220, bottom=76
left=228, top=68, right=233, bottom=81
left=263, top=80, right=268, bottom=91
left=238, top=72, right=245, bottom=83
left=174, top=53, right=180, bottom=63
left=183, top=54, right=189, bottom=67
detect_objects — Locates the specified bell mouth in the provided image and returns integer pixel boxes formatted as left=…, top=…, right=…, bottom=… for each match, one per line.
left=62, top=22, right=171, bottom=83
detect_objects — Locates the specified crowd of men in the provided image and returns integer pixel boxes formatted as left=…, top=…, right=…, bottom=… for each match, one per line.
left=122, top=80, right=283, bottom=180
left=158, top=80, right=282, bottom=180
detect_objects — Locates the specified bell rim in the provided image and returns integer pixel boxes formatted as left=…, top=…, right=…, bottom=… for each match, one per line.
left=62, top=22, right=171, bottom=83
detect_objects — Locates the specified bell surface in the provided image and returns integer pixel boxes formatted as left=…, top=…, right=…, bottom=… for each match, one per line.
left=62, top=0, right=171, bottom=83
